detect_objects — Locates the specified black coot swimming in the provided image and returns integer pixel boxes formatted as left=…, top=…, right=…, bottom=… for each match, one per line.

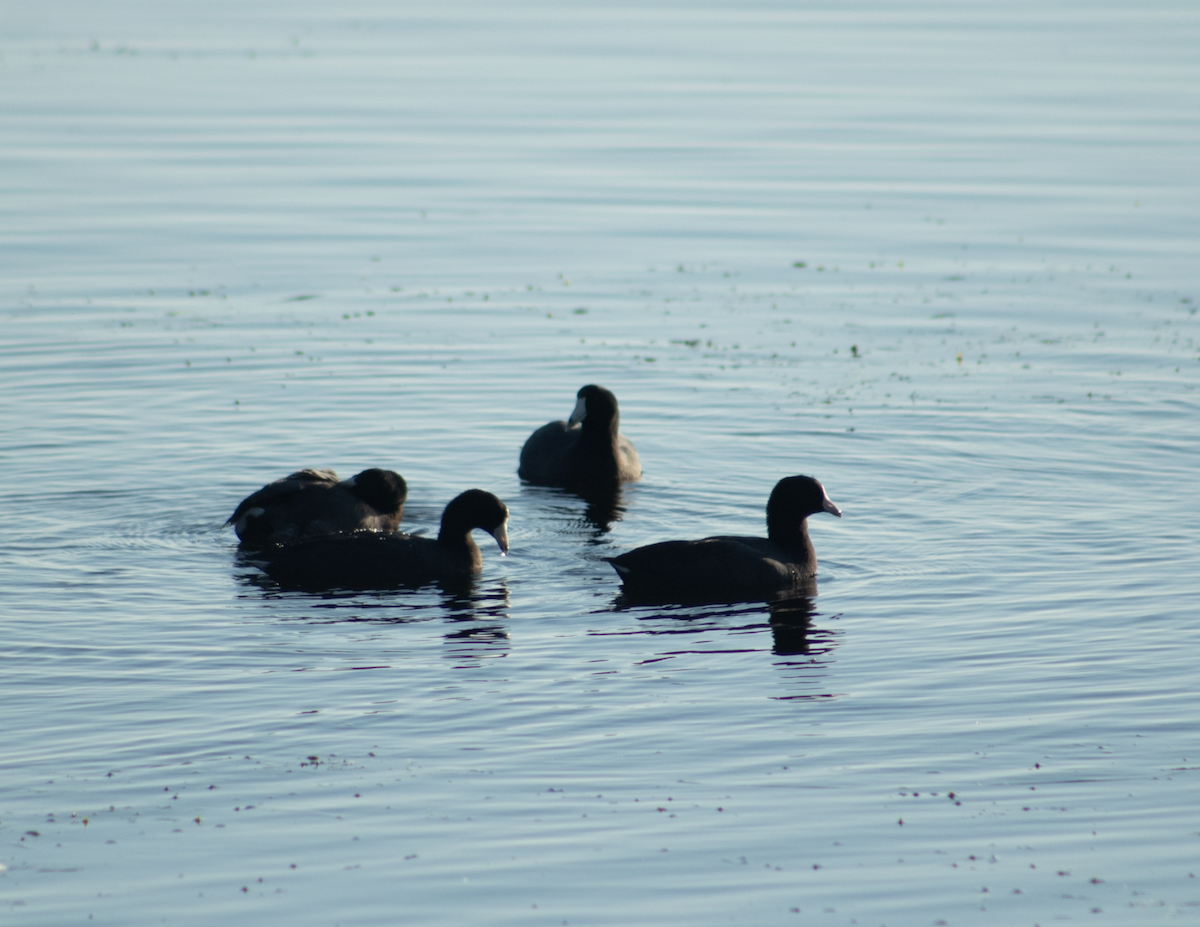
left=607, top=475, right=841, bottom=603
left=258, top=489, right=509, bottom=591
left=518, top=385, right=641, bottom=490
left=227, top=468, right=407, bottom=549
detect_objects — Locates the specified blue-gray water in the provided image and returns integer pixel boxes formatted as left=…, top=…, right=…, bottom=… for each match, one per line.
left=3, top=2, right=1199, bottom=924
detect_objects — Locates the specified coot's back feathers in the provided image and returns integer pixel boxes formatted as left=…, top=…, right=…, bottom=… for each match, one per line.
left=608, top=475, right=841, bottom=603
left=227, top=467, right=407, bottom=549
left=260, top=488, right=509, bottom=591
left=518, top=384, right=641, bottom=489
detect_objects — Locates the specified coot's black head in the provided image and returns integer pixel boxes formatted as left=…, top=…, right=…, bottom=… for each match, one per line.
left=568, top=384, right=621, bottom=433
left=345, top=468, right=408, bottom=516
left=440, top=489, right=510, bottom=552
left=766, top=475, right=841, bottom=537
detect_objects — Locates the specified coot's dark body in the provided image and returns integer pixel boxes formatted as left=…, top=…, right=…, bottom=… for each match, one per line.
left=259, top=489, right=509, bottom=592
left=608, top=475, right=841, bottom=604
left=518, top=385, right=641, bottom=490
left=227, top=468, right=406, bottom=549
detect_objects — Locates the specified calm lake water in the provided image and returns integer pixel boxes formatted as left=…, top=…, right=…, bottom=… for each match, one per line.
left=3, top=2, right=1199, bottom=924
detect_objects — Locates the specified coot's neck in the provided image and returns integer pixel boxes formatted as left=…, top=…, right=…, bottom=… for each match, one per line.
left=438, top=518, right=481, bottom=554
left=572, top=411, right=621, bottom=482
left=579, top=408, right=619, bottom=443
left=437, top=520, right=484, bottom=575
left=767, top=516, right=816, bottom=566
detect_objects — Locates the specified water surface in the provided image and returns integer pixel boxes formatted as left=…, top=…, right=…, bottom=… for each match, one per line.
left=2, top=2, right=1199, bottom=924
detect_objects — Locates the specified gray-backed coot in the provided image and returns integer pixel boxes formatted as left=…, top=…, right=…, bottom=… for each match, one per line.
left=518, top=385, right=641, bottom=488
left=607, top=475, right=841, bottom=603
left=258, top=489, right=509, bottom=591
left=226, top=468, right=407, bottom=549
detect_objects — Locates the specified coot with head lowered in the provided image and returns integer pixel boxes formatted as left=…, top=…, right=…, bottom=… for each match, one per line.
left=257, top=488, right=509, bottom=592
left=226, top=467, right=407, bottom=549
left=607, top=475, right=841, bottom=603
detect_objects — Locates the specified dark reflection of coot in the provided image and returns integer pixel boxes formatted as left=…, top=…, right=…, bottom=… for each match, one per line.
left=605, top=596, right=840, bottom=698
left=440, top=579, right=512, bottom=663
left=225, top=467, right=407, bottom=549
left=439, top=577, right=511, bottom=622
left=522, top=483, right=630, bottom=534
left=767, top=596, right=818, bottom=656
left=578, top=484, right=627, bottom=532
left=232, top=569, right=515, bottom=652
left=442, top=623, right=511, bottom=664
left=608, top=475, right=840, bottom=604
left=609, top=597, right=835, bottom=677
left=250, top=489, right=508, bottom=592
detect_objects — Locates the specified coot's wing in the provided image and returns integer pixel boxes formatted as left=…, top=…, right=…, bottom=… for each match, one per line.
left=609, top=536, right=794, bottom=603
left=615, top=433, right=642, bottom=482
left=226, top=469, right=339, bottom=525
left=517, top=421, right=578, bottom=484
left=261, top=532, right=468, bottom=591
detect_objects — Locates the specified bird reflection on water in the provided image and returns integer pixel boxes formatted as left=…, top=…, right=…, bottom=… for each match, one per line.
left=766, top=595, right=820, bottom=657
left=440, top=580, right=513, bottom=666
left=520, top=483, right=629, bottom=535
left=602, top=592, right=841, bottom=699
left=579, top=485, right=627, bottom=533
left=235, top=561, right=513, bottom=660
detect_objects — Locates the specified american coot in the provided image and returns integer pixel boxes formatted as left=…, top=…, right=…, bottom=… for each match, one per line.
left=258, top=489, right=509, bottom=591
left=607, top=475, right=841, bottom=603
left=518, top=385, right=641, bottom=489
left=226, top=468, right=407, bottom=549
